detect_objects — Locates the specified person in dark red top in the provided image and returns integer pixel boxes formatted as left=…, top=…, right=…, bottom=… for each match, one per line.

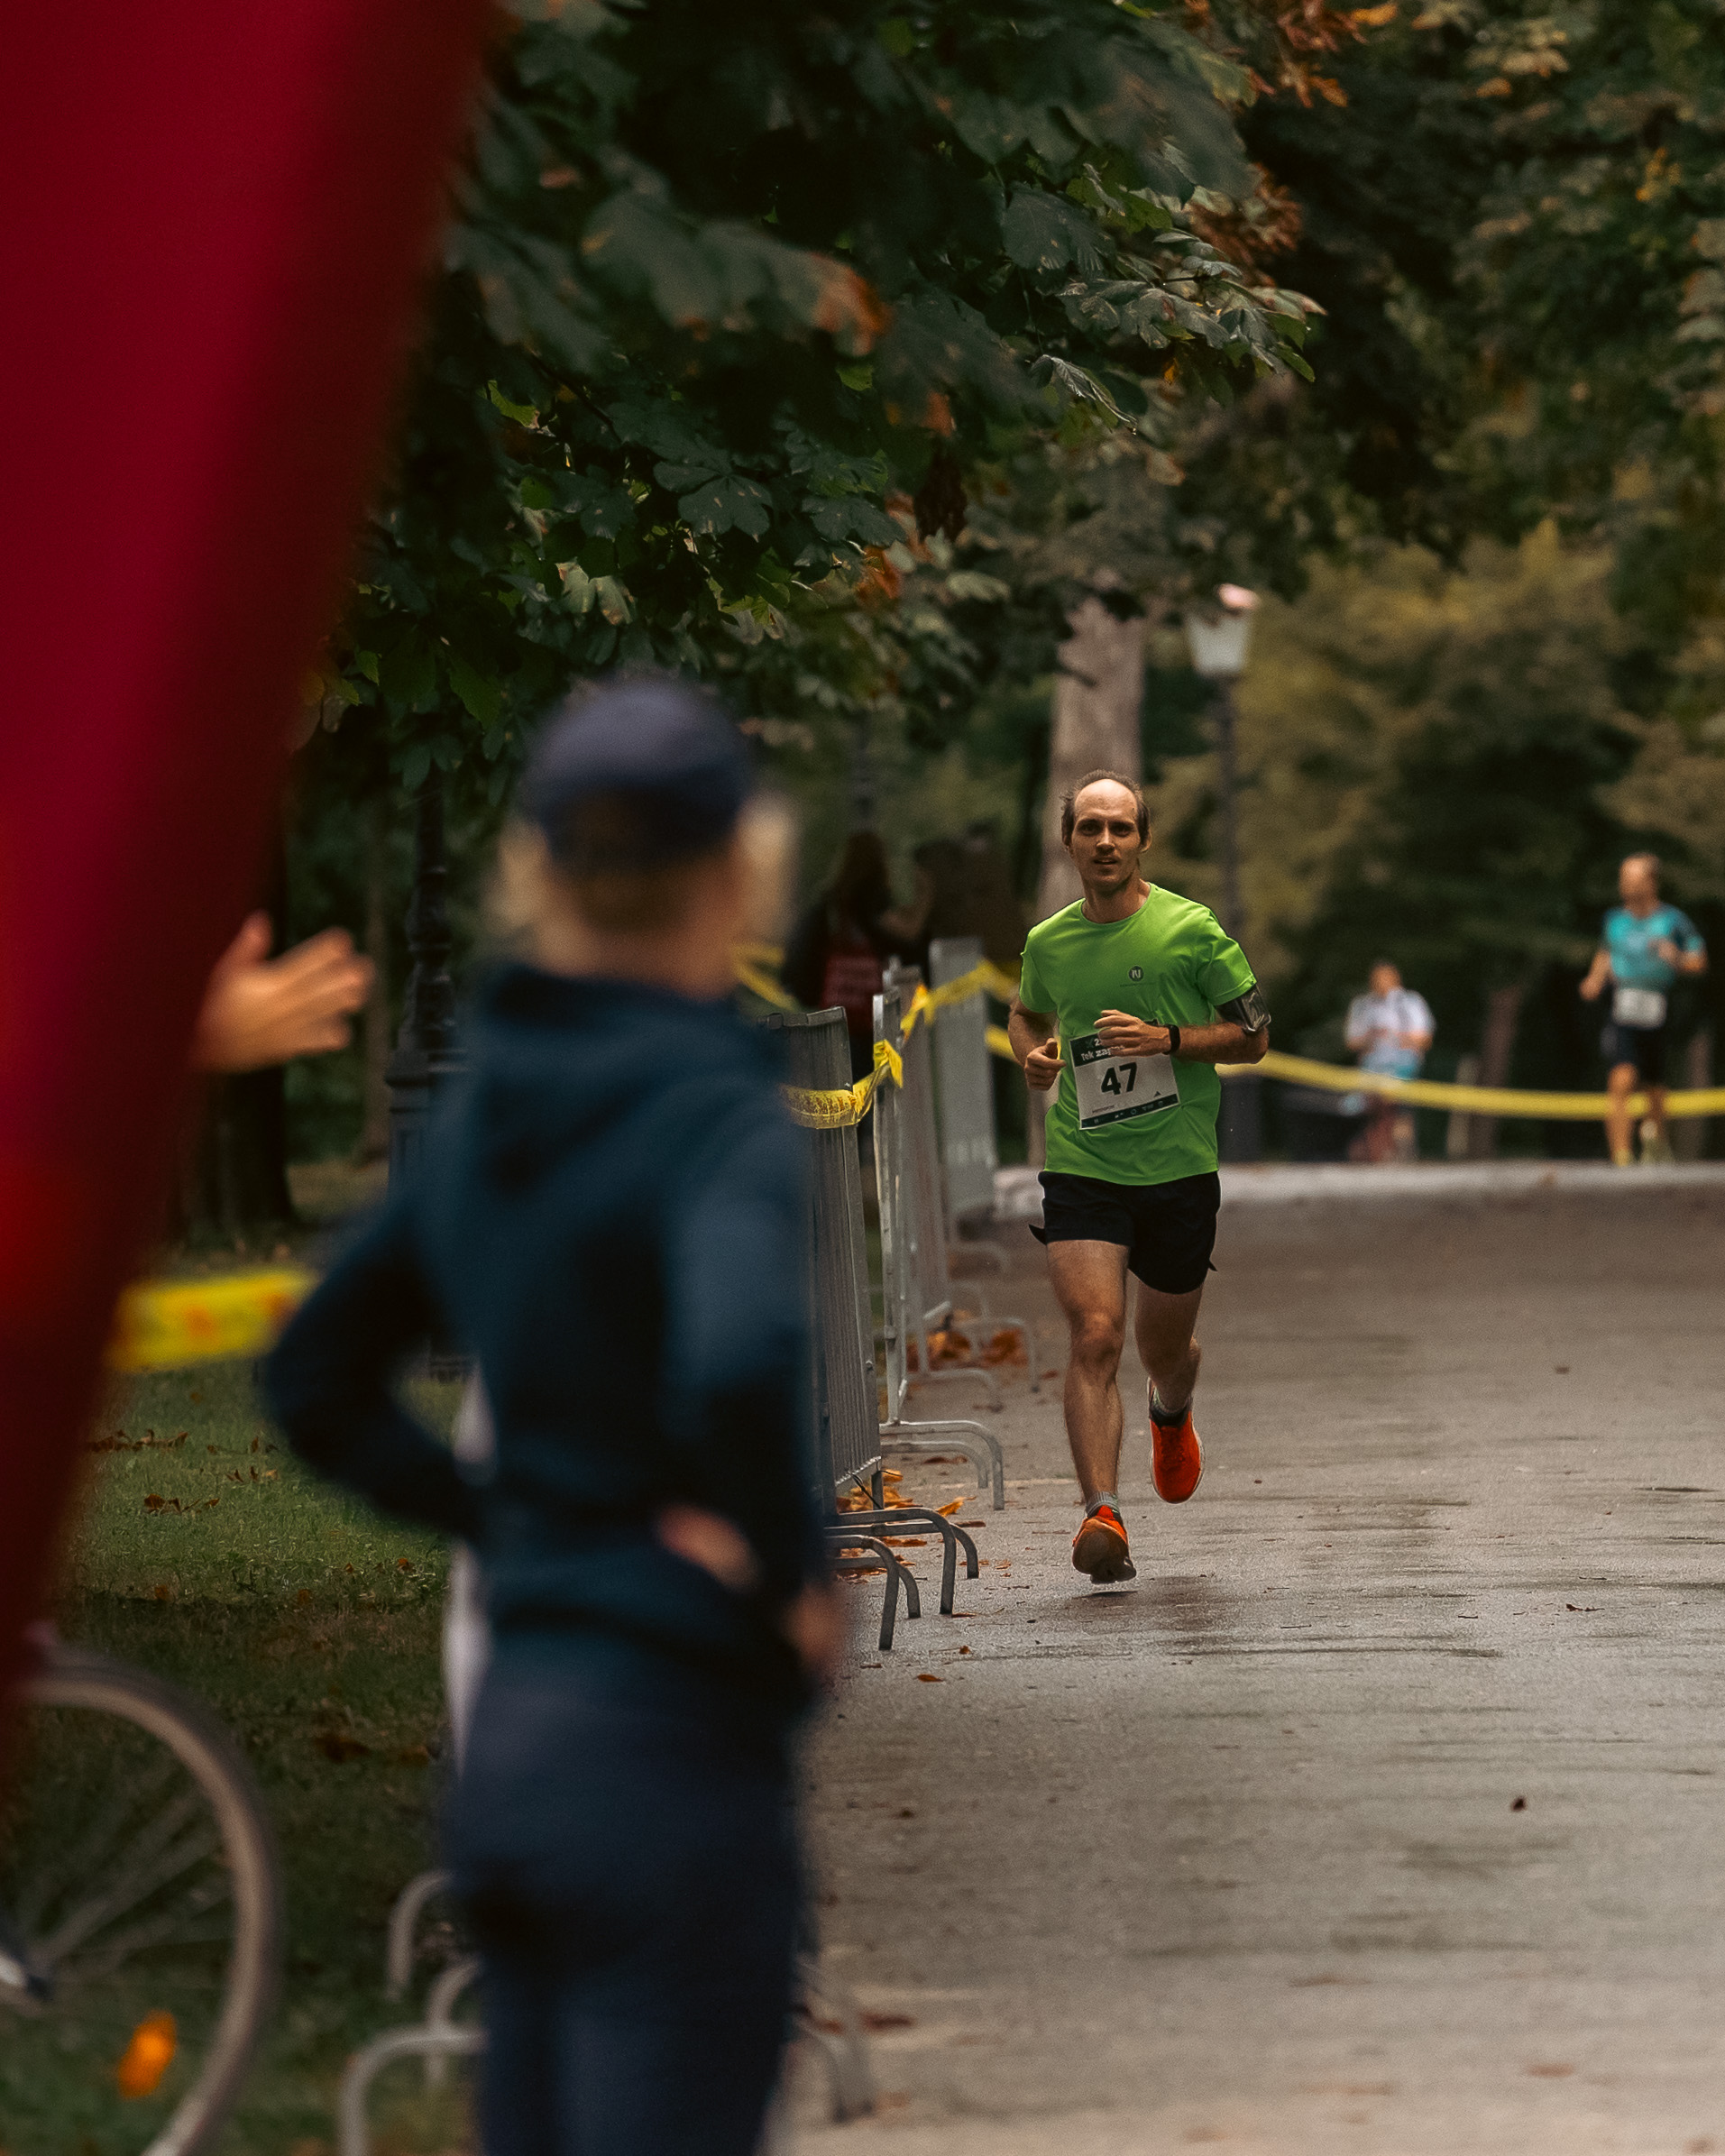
left=783, top=830, right=905, bottom=1078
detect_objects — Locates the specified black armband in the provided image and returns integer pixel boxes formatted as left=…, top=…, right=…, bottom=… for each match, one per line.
left=1217, top=984, right=1271, bottom=1033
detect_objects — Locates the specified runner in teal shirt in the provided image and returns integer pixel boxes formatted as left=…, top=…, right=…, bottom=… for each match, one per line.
left=1579, top=851, right=1707, bottom=1165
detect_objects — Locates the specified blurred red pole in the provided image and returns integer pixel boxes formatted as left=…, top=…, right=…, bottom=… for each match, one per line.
left=0, top=1, right=490, bottom=1689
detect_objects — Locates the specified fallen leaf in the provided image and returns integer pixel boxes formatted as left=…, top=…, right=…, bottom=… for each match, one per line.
left=958, top=1645, right=972, bottom=1655
left=316, top=1731, right=370, bottom=1764
left=936, top=1500, right=964, bottom=1517
left=862, top=2011, right=915, bottom=2031
left=295, top=1589, right=313, bottom=1609
left=143, top=1493, right=165, bottom=1512
left=1525, top=2063, right=1574, bottom=2078
left=1565, top=1603, right=1599, bottom=1612
left=915, top=1673, right=942, bottom=1683
left=1511, top=1795, right=1527, bottom=1812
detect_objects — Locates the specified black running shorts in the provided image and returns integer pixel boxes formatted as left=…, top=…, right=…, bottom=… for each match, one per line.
left=1601, top=1021, right=1668, bottom=1086
left=1031, top=1169, right=1220, bottom=1295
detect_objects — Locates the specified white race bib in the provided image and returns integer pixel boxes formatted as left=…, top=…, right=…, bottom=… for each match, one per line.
left=1613, top=986, right=1666, bottom=1028
left=1069, top=1032, right=1180, bottom=1130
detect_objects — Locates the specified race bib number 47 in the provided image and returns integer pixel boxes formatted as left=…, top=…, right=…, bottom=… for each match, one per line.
left=1069, top=1032, right=1180, bottom=1130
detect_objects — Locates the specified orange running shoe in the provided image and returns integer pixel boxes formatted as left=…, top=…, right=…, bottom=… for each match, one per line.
left=1150, top=1395, right=1203, bottom=1503
left=1072, top=1503, right=1136, bottom=1583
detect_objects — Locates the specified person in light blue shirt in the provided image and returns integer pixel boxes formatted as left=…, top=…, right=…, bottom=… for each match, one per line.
left=1579, top=852, right=1707, bottom=1164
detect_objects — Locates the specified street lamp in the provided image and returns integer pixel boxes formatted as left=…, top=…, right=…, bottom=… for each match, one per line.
left=1182, top=583, right=1258, bottom=937
left=1184, top=583, right=1261, bottom=1165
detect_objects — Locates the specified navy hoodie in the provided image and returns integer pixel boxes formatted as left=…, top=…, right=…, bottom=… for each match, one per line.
left=264, top=965, right=826, bottom=1713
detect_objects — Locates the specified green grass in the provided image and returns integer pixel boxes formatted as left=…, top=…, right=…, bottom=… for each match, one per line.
left=53, top=1358, right=476, bottom=2155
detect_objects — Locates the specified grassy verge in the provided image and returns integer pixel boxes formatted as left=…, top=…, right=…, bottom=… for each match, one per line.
left=56, top=1356, right=473, bottom=2155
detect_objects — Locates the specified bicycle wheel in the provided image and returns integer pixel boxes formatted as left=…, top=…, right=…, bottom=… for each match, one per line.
left=0, top=1643, right=280, bottom=2156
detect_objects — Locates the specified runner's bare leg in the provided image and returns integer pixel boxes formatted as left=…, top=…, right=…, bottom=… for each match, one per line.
left=1047, top=1240, right=1130, bottom=1503
left=1134, top=1283, right=1204, bottom=1417
left=1606, top=1061, right=1637, bottom=1162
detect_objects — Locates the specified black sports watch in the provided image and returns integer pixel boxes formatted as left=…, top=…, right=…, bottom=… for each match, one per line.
left=1164, top=1023, right=1181, bottom=1058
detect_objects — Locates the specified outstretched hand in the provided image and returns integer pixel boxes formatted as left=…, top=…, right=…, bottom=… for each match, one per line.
left=189, top=912, right=375, bottom=1073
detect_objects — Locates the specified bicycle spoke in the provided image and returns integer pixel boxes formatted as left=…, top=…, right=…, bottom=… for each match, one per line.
left=9, top=1748, right=180, bottom=1935
left=36, top=1818, right=220, bottom=1968
left=69, top=1876, right=234, bottom=1986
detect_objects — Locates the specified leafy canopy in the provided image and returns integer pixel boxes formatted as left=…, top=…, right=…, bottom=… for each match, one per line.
left=310, top=0, right=1319, bottom=792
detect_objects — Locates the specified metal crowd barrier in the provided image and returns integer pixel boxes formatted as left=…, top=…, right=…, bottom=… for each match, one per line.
left=927, top=938, right=1039, bottom=1389
left=874, top=982, right=1006, bottom=1509
left=769, top=1005, right=979, bottom=1648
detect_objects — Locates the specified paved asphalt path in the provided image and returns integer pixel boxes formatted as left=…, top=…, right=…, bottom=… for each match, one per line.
left=786, top=1170, right=1725, bottom=2155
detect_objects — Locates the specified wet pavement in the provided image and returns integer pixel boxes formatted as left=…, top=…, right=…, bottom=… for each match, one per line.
left=788, top=1170, right=1725, bottom=2155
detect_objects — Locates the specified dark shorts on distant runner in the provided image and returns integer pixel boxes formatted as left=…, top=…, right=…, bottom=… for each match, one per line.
left=1601, top=1022, right=1668, bottom=1086
left=1031, top=1169, right=1220, bottom=1295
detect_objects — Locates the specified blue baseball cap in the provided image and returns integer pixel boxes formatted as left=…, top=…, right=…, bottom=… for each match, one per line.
left=519, top=676, right=753, bottom=871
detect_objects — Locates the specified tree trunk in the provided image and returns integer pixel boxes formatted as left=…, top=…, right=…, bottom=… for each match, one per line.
left=173, top=1069, right=296, bottom=1243
left=1464, top=979, right=1529, bottom=1161
left=358, top=797, right=391, bottom=1162
left=1034, top=596, right=1147, bottom=922
left=1674, top=1027, right=1711, bottom=1161
left=1028, top=596, right=1145, bottom=1164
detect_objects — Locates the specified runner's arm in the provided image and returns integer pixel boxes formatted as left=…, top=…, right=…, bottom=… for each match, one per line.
left=1008, top=995, right=1062, bottom=1091
left=263, top=1192, right=484, bottom=1540
left=1579, top=948, right=1611, bottom=1001
left=1095, top=1011, right=1267, bottom=1065
left=1656, top=932, right=1708, bottom=976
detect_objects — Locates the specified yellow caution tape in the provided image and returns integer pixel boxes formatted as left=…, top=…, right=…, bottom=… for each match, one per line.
left=109, top=1267, right=316, bottom=1373
left=733, top=958, right=799, bottom=1011
left=1244, top=1048, right=1725, bottom=1121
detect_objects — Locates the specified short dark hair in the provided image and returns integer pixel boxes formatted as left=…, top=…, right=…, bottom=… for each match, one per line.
left=1060, top=769, right=1149, bottom=846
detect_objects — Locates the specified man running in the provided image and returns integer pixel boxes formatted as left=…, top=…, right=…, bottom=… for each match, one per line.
left=1580, top=851, right=1707, bottom=1166
left=1008, top=771, right=1269, bottom=1583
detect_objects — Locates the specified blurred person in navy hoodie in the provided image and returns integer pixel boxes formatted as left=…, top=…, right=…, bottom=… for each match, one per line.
left=266, top=677, right=838, bottom=2156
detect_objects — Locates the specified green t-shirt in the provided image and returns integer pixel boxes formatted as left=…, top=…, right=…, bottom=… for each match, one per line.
left=1017, top=885, right=1256, bottom=1188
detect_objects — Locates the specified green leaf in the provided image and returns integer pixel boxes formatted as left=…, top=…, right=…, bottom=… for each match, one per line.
left=355, top=650, right=381, bottom=684
left=379, top=634, right=436, bottom=711
left=448, top=653, right=503, bottom=727
left=678, top=475, right=773, bottom=537
left=838, top=361, right=875, bottom=391
left=487, top=379, right=539, bottom=427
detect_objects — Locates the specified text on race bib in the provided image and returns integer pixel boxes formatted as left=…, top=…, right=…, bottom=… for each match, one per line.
left=1068, top=1032, right=1180, bottom=1131
left=1613, top=986, right=1666, bottom=1029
